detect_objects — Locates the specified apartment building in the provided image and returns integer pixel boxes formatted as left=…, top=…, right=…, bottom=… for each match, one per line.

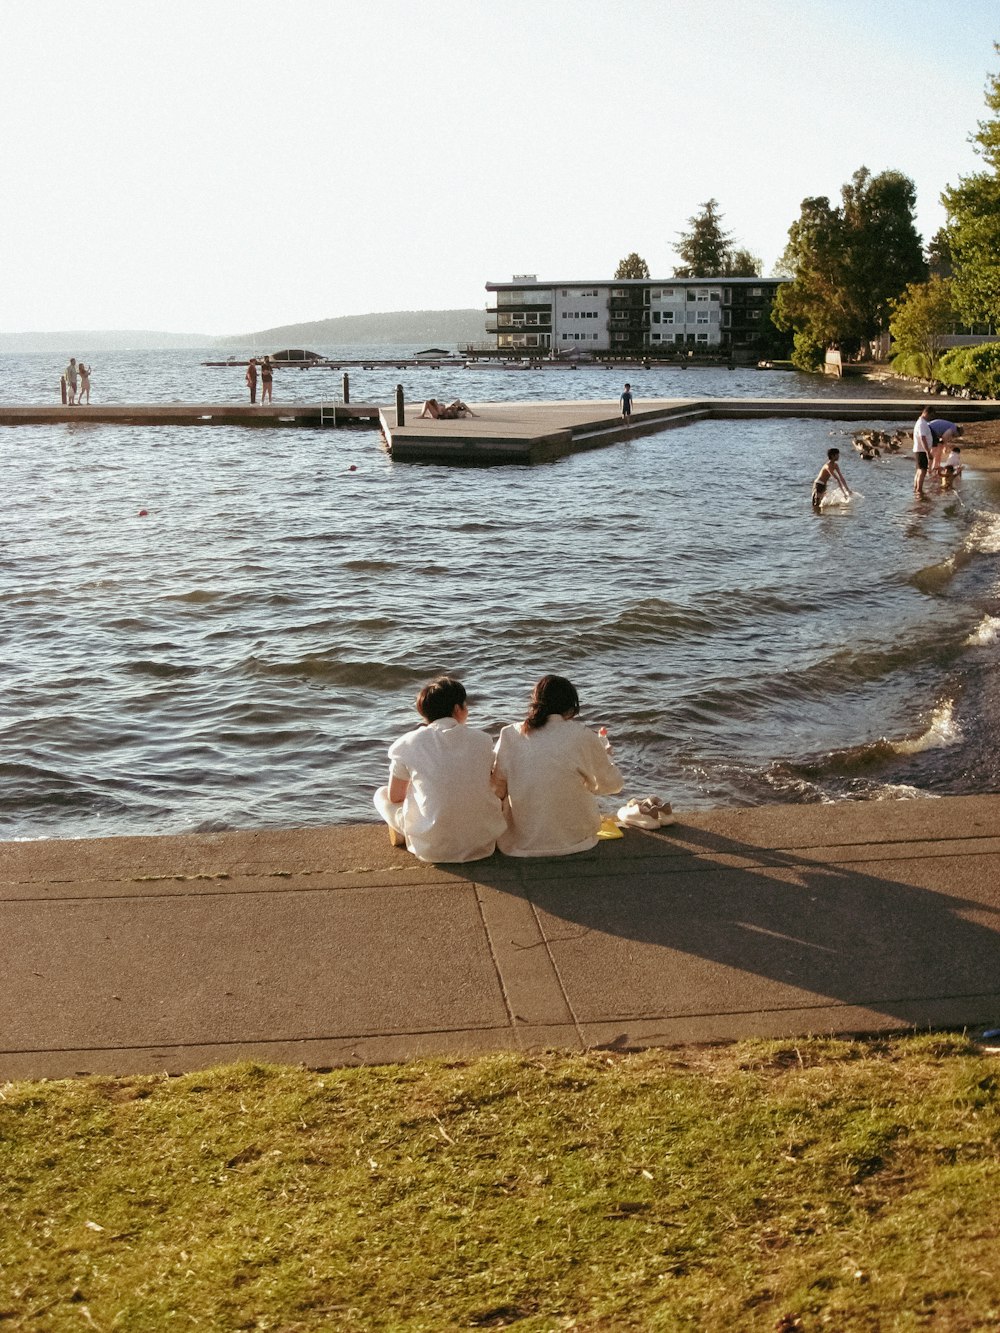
left=485, top=275, right=789, bottom=356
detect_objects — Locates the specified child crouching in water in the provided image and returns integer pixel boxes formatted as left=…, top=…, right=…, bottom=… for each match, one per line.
left=812, top=447, right=851, bottom=510
left=374, top=675, right=506, bottom=863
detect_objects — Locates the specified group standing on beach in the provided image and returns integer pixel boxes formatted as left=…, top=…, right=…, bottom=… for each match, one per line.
left=62, top=358, right=91, bottom=405
left=373, top=673, right=673, bottom=865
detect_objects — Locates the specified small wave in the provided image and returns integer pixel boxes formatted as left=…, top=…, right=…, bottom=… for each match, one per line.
left=161, top=589, right=222, bottom=604
left=783, top=700, right=963, bottom=781
left=341, top=559, right=396, bottom=572
left=911, top=554, right=963, bottom=593
left=125, top=660, right=201, bottom=679
left=893, top=698, right=962, bottom=754
left=964, top=613, right=1000, bottom=647
left=965, top=509, right=1000, bottom=556
left=244, top=654, right=421, bottom=689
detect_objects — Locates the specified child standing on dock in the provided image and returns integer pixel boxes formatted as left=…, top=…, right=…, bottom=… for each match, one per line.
left=245, top=358, right=258, bottom=404
left=620, top=382, right=634, bottom=423
left=811, top=448, right=851, bottom=510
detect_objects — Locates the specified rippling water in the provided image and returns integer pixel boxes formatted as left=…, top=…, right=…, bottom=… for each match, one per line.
left=3, top=347, right=999, bottom=839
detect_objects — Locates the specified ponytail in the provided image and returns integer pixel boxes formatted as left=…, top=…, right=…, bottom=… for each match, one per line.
left=524, top=674, right=579, bottom=732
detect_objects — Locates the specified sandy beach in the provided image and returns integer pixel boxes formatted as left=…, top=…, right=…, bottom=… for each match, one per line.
left=947, top=417, right=1000, bottom=472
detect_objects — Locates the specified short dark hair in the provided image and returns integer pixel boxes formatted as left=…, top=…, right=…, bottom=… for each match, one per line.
left=828, top=448, right=840, bottom=460
left=416, top=676, right=466, bottom=722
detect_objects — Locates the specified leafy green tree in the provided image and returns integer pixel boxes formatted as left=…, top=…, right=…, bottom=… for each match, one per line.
left=889, top=276, right=956, bottom=379
left=942, top=43, right=1000, bottom=325
left=726, top=247, right=762, bottom=277
left=773, top=167, right=925, bottom=362
left=614, top=252, right=650, bottom=279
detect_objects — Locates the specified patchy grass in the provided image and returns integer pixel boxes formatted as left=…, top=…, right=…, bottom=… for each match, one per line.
left=1, top=1034, right=999, bottom=1331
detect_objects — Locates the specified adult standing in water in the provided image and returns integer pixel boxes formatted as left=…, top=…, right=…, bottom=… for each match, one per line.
left=245, top=357, right=258, bottom=404
left=929, top=419, right=961, bottom=476
left=912, top=406, right=933, bottom=497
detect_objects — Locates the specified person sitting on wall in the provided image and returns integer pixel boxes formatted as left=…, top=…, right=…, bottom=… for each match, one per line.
left=418, top=397, right=476, bottom=419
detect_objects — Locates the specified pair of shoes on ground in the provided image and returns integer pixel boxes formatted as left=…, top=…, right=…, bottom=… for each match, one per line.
left=617, top=796, right=674, bottom=830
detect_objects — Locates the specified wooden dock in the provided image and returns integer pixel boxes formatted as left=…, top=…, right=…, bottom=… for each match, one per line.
left=0, top=402, right=381, bottom=428
left=3, top=396, right=998, bottom=466
left=379, top=396, right=1000, bottom=465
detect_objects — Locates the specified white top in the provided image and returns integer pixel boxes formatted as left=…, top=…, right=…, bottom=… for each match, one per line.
left=387, top=718, right=506, bottom=863
left=912, top=416, right=933, bottom=453
left=945, top=450, right=963, bottom=471
left=492, top=714, right=623, bottom=857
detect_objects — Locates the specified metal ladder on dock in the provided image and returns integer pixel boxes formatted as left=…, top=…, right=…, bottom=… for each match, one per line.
left=318, top=403, right=339, bottom=428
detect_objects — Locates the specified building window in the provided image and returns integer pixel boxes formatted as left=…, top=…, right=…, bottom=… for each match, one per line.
left=697, top=333, right=709, bottom=343
left=751, top=287, right=762, bottom=297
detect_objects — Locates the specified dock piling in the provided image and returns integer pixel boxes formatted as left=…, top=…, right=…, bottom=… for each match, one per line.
left=342, top=373, right=350, bottom=405
left=395, top=384, right=405, bottom=427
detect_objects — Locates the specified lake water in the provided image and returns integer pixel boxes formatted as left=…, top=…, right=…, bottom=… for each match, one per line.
left=3, top=346, right=999, bottom=840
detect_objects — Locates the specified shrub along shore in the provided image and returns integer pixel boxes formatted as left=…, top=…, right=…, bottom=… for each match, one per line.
left=3, top=1033, right=999, bottom=1331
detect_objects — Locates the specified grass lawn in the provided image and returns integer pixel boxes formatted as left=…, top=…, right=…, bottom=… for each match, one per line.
left=2, top=1033, right=999, bottom=1331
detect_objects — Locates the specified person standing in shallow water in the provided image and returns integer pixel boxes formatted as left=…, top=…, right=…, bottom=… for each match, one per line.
left=912, top=406, right=934, bottom=497
left=245, top=357, right=258, bottom=404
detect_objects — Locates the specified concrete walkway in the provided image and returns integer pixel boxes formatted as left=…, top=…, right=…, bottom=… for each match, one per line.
left=3, top=795, right=999, bottom=1081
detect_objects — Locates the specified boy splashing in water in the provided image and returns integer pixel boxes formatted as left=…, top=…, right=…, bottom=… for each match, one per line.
left=812, top=447, right=851, bottom=511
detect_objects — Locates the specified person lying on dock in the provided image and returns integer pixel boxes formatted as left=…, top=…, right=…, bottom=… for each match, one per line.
left=417, top=398, right=476, bottom=419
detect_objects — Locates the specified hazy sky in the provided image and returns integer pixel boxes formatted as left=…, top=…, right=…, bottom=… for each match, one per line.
left=2, top=0, right=996, bottom=335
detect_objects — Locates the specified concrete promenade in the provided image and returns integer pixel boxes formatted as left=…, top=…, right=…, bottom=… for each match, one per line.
left=3, top=794, right=999, bottom=1082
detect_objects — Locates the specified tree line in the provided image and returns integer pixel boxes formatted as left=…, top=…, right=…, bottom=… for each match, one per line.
left=613, top=41, right=1000, bottom=392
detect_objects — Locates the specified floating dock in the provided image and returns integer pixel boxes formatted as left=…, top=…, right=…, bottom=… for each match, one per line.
left=379, top=396, right=1000, bottom=465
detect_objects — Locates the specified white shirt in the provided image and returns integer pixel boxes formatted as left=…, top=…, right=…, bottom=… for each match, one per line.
left=387, top=718, right=506, bottom=863
left=493, top=714, right=623, bottom=857
left=913, top=416, right=933, bottom=453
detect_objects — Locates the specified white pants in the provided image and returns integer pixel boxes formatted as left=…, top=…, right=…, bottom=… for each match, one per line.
left=373, top=786, right=406, bottom=837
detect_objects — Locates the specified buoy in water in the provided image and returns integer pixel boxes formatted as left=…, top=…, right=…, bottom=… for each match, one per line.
left=138, top=509, right=148, bottom=517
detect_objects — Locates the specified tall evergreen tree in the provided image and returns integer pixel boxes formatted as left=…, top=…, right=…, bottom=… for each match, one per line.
left=614, top=252, right=650, bottom=279
left=673, top=200, right=761, bottom=277
left=673, top=200, right=734, bottom=277
left=942, top=43, right=1000, bottom=325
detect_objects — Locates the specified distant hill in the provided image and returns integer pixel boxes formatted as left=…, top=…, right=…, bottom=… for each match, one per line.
left=219, top=309, right=487, bottom=349
left=0, top=329, right=212, bottom=353
left=0, top=309, right=488, bottom=354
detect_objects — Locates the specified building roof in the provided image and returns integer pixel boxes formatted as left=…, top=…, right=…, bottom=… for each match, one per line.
left=486, top=276, right=786, bottom=290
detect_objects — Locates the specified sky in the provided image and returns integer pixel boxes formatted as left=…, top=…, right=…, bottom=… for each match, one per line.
left=1, top=0, right=997, bottom=335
